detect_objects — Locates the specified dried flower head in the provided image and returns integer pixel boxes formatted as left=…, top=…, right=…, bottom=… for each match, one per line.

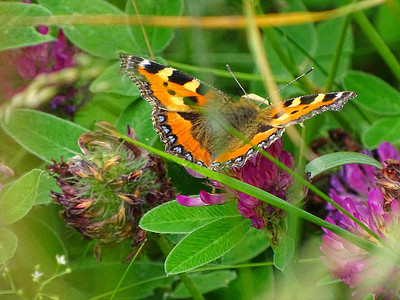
left=48, top=123, right=175, bottom=258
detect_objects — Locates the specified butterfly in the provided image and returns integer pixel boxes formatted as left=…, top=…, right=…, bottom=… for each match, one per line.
left=119, top=54, right=357, bottom=169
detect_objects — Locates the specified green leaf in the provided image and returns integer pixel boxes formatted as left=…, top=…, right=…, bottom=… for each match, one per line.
left=376, top=3, right=400, bottom=46
left=222, top=226, right=270, bottom=265
left=171, top=270, right=237, bottom=298
left=125, top=0, right=183, bottom=54
left=165, top=217, right=250, bottom=274
left=305, top=152, right=382, bottom=179
left=74, top=93, right=133, bottom=130
left=363, top=117, right=400, bottom=149
left=38, top=0, right=138, bottom=58
left=0, top=2, right=54, bottom=51
left=36, top=173, right=59, bottom=205
left=273, top=236, right=295, bottom=271
left=1, top=109, right=88, bottom=162
left=0, top=228, right=18, bottom=264
left=362, top=294, right=376, bottom=300
left=344, top=71, right=400, bottom=116
left=115, top=99, right=161, bottom=147
left=140, top=201, right=240, bottom=234
left=90, top=61, right=140, bottom=96
left=0, top=169, right=42, bottom=226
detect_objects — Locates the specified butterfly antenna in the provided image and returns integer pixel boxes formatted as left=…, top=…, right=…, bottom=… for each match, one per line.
left=226, top=64, right=249, bottom=100
left=265, top=67, right=314, bottom=102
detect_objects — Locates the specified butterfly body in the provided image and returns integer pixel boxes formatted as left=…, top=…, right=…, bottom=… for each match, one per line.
left=119, top=54, right=357, bottom=169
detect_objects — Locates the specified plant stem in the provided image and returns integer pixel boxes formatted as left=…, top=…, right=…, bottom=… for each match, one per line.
left=353, top=11, right=400, bottom=82
left=325, top=16, right=351, bottom=91
left=157, top=235, right=205, bottom=300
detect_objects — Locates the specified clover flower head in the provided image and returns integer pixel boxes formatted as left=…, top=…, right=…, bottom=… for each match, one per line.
left=321, top=141, right=400, bottom=299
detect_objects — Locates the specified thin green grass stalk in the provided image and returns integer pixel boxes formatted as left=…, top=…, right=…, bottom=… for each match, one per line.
left=213, top=106, right=382, bottom=245
left=244, top=0, right=280, bottom=104
left=167, top=59, right=305, bottom=90
left=273, top=27, right=332, bottom=87
left=109, top=242, right=146, bottom=300
left=286, top=127, right=308, bottom=247
left=244, top=0, right=314, bottom=159
left=101, top=124, right=378, bottom=253
left=89, top=275, right=176, bottom=300
left=256, top=146, right=382, bottom=244
left=263, top=28, right=316, bottom=94
left=353, top=11, right=400, bottom=82
left=325, top=16, right=351, bottom=91
left=167, top=60, right=263, bottom=82
left=76, top=240, right=94, bottom=270
left=130, top=0, right=154, bottom=60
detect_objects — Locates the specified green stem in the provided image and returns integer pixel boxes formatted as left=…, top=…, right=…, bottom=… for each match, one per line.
left=107, top=126, right=378, bottom=253
left=208, top=117, right=383, bottom=246
left=157, top=236, right=205, bottom=300
left=325, top=16, right=351, bottom=91
left=110, top=242, right=146, bottom=300
left=257, top=147, right=383, bottom=244
left=273, top=27, right=331, bottom=85
left=34, top=268, right=72, bottom=300
left=167, top=60, right=263, bottom=83
left=263, top=28, right=316, bottom=93
left=353, top=11, right=400, bottom=82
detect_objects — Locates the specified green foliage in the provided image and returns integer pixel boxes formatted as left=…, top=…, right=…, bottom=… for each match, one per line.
left=140, top=201, right=240, bottom=233
left=0, top=228, right=17, bottom=264
left=0, top=2, right=54, bottom=51
left=1, top=109, right=87, bottom=162
left=273, top=236, right=295, bottom=271
left=38, top=0, right=138, bottom=58
left=170, top=270, right=237, bottom=298
left=165, top=217, right=250, bottom=274
left=0, top=169, right=43, bottom=226
left=305, top=152, right=382, bottom=179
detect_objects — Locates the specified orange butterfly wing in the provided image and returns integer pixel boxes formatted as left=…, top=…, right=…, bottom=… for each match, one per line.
left=120, top=54, right=357, bottom=169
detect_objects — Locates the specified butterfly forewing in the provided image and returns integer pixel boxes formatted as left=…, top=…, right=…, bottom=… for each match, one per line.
left=267, top=92, right=357, bottom=127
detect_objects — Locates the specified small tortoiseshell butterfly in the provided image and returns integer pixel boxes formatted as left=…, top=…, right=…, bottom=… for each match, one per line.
left=119, top=54, right=357, bottom=169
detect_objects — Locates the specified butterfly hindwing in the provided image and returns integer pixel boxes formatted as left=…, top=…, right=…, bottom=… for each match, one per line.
left=152, top=108, right=213, bottom=167
left=212, top=125, right=285, bottom=167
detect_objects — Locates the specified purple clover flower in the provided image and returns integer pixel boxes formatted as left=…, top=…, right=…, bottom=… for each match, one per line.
left=0, top=21, right=78, bottom=114
left=177, top=139, right=294, bottom=235
left=321, top=142, right=400, bottom=299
